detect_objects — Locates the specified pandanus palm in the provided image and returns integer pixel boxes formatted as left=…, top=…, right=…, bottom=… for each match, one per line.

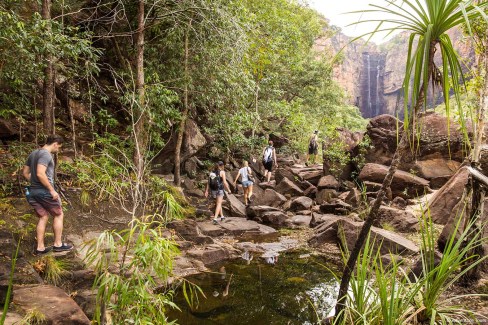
left=335, top=0, right=488, bottom=322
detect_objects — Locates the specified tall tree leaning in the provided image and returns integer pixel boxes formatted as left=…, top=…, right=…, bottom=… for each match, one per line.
left=174, top=20, right=191, bottom=187
left=335, top=0, right=488, bottom=321
left=41, top=0, right=54, bottom=135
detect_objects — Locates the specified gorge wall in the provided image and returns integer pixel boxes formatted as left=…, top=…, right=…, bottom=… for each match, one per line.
left=316, top=27, right=475, bottom=118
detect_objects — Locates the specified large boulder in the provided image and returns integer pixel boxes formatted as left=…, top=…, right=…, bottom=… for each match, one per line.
left=289, top=196, right=313, bottom=211
left=246, top=205, right=289, bottom=228
left=376, top=206, right=419, bottom=232
left=317, top=175, right=340, bottom=190
left=186, top=244, right=232, bottom=265
left=166, top=219, right=212, bottom=244
left=225, top=193, right=247, bottom=218
left=315, top=189, right=339, bottom=205
left=359, top=163, right=430, bottom=199
left=427, top=166, right=469, bottom=224
left=308, top=215, right=347, bottom=247
left=275, top=168, right=296, bottom=185
left=153, top=119, right=207, bottom=174
left=275, top=177, right=304, bottom=197
left=254, top=189, right=287, bottom=207
left=339, top=220, right=419, bottom=256
left=13, top=285, right=91, bottom=324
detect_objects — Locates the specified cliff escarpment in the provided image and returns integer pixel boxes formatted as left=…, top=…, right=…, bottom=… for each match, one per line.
left=317, top=27, right=475, bottom=118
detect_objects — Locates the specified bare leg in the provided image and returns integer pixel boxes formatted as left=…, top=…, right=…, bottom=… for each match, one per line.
left=214, top=196, right=224, bottom=219
left=267, top=171, right=272, bottom=183
left=263, top=170, right=268, bottom=182
left=248, top=184, right=253, bottom=198
left=52, top=213, right=64, bottom=247
left=243, top=186, right=249, bottom=205
left=36, top=215, right=49, bottom=250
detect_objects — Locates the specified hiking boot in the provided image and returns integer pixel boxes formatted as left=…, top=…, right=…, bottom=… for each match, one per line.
left=212, top=218, right=218, bottom=225
left=220, top=216, right=226, bottom=221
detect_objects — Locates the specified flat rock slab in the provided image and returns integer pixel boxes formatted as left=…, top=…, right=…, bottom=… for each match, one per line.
left=13, top=285, right=91, bottom=325
left=198, top=218, right=276, bottom=237
left=186, top=244, right=232, bottom=265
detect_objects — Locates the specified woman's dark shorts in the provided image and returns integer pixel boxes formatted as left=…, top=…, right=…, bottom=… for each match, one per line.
left=308, top=146, right=318, bottom=155
left=263, top=160, right=273, bottom=172
left=26, top=189, right=62, bottom=217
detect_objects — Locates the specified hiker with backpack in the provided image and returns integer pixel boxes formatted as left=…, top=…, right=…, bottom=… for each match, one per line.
left=233, top=160, right=254, bottom=206
left=306, top=130, right=319, bottom=166
left=262, top=140, right=278, bottom=183
left=205, top=161, right=231, bottom=224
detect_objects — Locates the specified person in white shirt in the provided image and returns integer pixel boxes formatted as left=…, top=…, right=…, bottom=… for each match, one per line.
left=233, top=160, right=254, bottom=205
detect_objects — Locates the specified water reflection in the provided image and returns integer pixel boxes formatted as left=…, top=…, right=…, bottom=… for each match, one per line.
left=168, top=252, right=339, bottom=324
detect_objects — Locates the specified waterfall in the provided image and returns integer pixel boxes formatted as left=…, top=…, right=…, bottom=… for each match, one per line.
left=375, top=62, right=380, bottom=116
left=367, top=54, right=372, bottom=115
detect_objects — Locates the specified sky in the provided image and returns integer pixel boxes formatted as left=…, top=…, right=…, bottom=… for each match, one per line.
left=307, top=0, right=403, bottom=44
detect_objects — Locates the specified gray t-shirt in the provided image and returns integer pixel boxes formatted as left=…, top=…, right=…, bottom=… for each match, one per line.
left=239, top=167, right=251, bottom=182
left=26, top=149, right=55, bottom=190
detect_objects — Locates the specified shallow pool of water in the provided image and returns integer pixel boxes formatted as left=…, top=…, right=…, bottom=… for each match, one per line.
left=168, top=252, right=339, bottom=324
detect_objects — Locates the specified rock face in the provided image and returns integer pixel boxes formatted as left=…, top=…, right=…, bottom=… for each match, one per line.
left=359, top=163, right=430, bottom=198
left=427, top=167, right=469, bottom=224
left=13, top=285, right=91, bottom=324
left=152, top=119, right=206, bottom=174
left=317, top=26, right=475, bottom=118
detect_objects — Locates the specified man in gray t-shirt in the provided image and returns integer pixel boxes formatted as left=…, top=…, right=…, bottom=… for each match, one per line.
left=23, top=135, right=73, bottom=255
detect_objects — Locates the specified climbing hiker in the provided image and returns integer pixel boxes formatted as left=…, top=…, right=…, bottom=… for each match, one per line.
left=233, top=160, right=254, bottom=205
left=205, top=161, right=231, bottom=224
left=22, top=135, right=73, bottom=255
left=306, top=130, right=319, bottom=166
left=262, top=140, right=278, bottom=183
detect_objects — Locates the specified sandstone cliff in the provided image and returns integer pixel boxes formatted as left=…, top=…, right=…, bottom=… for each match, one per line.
left=318, top=26, right=475, bottom=118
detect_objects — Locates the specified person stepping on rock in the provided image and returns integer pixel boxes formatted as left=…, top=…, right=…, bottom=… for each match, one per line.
left=262, top=140, right=278, bottom=183
left=205, top=161, right=231, bottom=224
left=233, top=160, right=255, bottom=206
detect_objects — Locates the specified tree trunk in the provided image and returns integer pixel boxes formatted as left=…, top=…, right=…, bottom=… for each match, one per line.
left=133, top=0, right=145, bottom=178
left=174, top=20, right=191, bottom=187
left=334, top=41, right=437, bottom=321
left=42, top=0, right=54, bottom=135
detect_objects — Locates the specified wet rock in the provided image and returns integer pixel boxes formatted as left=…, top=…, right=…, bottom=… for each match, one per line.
left=254, top=189, right=287, bottom=207
left=186, top=244, right=231, bottom=265
left=275, top=177, right=304, bottom=197
left=316, top=189, right=339, bottom=204
left=427, top=166, right=469, bottom=224
left=317, top=175, right=340, bottom=190
left=339, top=220, right=419, bottom=256
left=13, top=285, right=91, bottom=324
left=319, top=199, right=352, bottom=215
left=359, top=163, right=430, bottom=199
left=376, top=206, right=419, bottom=232
left=290, top=196, right=313, bottom=211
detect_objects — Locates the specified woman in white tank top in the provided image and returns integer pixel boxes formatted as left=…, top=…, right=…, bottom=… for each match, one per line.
left=233, top=160, right=254, bottom=205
